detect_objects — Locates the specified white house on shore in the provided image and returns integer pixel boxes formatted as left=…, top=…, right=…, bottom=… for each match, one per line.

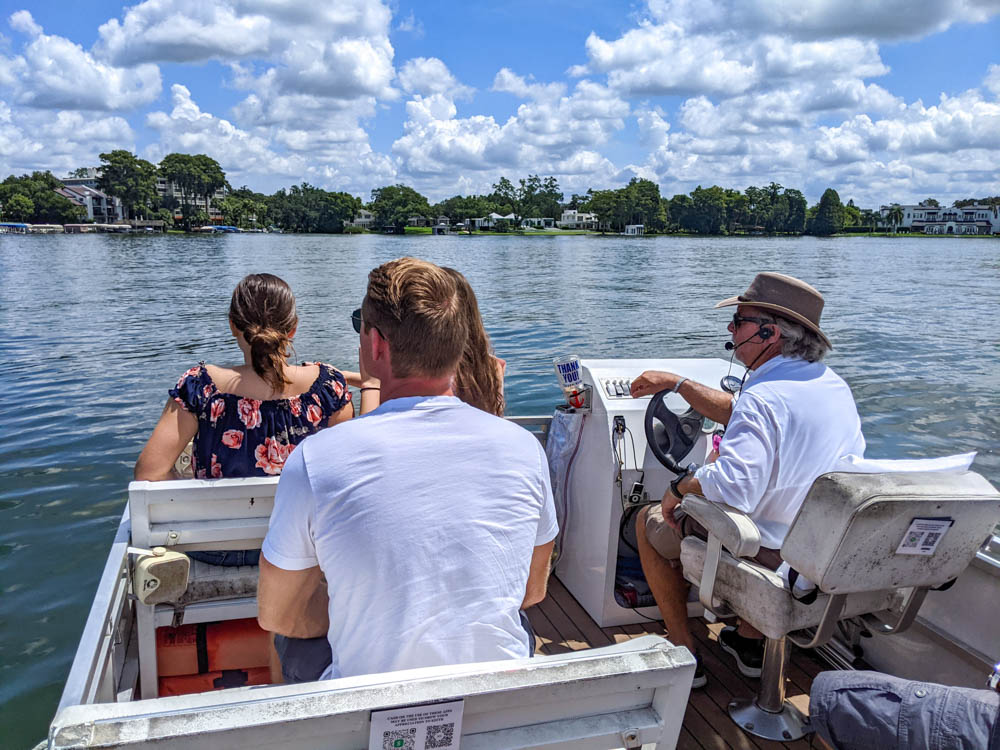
left=879, top=203, right=1000, bottom=235
left=557, top=209, right=599, bottom=230
left=345, top=208, right=374, bottom=229
left=472, top=212, right=516, bottom=229
left=521, top=217, right=555, bottom=229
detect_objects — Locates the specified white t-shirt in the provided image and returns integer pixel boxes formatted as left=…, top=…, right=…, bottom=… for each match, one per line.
left=695, top=355, right=865, bottom=549
left=262, top=395, right=558, bottom=680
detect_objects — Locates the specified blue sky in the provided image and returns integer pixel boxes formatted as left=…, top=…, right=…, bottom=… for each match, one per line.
left=1, top=1, right=998, bottom=207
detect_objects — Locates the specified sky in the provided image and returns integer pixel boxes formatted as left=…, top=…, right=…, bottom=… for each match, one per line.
left=0, top=0, right=998, bottom=207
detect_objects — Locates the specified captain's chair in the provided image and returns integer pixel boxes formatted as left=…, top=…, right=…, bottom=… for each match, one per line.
left=677, top=470, right=1000, bottom=741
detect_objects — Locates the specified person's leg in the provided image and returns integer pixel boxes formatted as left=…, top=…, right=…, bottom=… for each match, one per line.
left=635, top=505, right=696, bottom=653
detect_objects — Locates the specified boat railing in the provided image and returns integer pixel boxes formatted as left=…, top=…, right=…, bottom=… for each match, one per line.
left=57, top=508, right=134, bottom=712
left=49, top=635, right=695, bottom=749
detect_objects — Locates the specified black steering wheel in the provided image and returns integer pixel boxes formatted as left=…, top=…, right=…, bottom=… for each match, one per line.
left=643, top=388, right=705, bottom=474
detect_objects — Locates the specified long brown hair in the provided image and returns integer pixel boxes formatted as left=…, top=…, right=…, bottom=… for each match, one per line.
left=229, top=273, right=298, bottom=391
left=444, top=267, right=505, bottom=416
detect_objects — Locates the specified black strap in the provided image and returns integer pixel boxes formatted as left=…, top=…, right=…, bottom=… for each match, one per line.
left=787, top=568, right=819, bottom=605
left=196, top=623, right=209, bottom=674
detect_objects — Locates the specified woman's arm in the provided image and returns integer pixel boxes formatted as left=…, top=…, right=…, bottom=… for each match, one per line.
left=134, top=399, right=200, bottom=480
left=357, top=346, right=380, bottom=415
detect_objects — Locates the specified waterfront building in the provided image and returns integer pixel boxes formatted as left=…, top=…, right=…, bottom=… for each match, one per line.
left=557, top=209, right=599, bottom=230
left=472, top=212, right=516, bottom=229
left=879, top=202, right=1000, bottom=234
left=345, top=208, right=374, bottom=229
left=155, top=177, right=226, bottom=222
left=623, top=224, right=645, bottom=236
left=56, top=184, right=123, bottom=223
left=521, top=217, right=555, bottom=229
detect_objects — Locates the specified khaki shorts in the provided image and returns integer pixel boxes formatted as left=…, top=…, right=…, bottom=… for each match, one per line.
left=643, top=503, right=782, bottom=571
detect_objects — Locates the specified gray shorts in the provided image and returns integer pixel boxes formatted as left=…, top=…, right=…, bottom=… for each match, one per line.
left=810, top=670, right=1000, bottom=749
left=643, top=503, right=782, bottom=570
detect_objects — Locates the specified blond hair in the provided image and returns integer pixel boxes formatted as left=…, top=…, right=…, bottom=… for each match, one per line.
left=362, top=258, right=468, bottom=378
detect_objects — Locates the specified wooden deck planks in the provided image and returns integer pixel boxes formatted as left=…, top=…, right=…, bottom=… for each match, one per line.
left=525, top=574, right=824, bottom=749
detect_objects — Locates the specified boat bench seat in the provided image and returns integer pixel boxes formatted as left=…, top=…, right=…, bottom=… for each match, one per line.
left=178, top=559, right=258, bottom=605
left=129, top=476, right=279, bottom=698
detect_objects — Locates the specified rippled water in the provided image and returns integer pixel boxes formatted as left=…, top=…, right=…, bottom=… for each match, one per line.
left=1, top=232, right=998, bottom=746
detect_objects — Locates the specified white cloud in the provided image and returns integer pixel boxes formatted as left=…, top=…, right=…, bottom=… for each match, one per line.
left=145, top=84, right=396, bottom=194
left=398, top=57, right=474, bottom=99
left=396, top=10, right=424, bottom=37
left=0, top=102, right=134, bottom=174
left=985, top=64, right=1000, bottom=98
left=646, top=0, right=1000, bottom=41
left=391, top=65, right=628, bottom=198
left=2, top=11, right=161, bottom=111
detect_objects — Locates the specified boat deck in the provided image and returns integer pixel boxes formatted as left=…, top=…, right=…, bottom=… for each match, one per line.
left=526, top=575, right=826, bottom=750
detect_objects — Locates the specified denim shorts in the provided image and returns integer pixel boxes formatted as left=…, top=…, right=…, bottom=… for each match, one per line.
left=187, top=549, right=261, bottom=567
left=273, top=634, right=333, bottom=684
left=810, top=670, right=1000, bottom=749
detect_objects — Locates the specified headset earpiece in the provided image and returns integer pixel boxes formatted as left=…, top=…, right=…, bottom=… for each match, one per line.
left=758, top=325, right=773, bottom=340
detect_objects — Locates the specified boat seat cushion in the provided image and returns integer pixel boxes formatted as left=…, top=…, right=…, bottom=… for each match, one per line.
left=176, top=559, right=258, bottom=605
left=679, top=537, right=902, bottom=641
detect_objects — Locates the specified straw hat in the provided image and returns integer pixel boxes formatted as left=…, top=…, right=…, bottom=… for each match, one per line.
left=715, top=272, right=832, bottom=349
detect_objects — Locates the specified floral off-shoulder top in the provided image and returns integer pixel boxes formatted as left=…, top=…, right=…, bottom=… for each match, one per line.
left=169, top=362, right=351, bottom=478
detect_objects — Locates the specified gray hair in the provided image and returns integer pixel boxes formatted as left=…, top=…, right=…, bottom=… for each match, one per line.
left=771, top=315, right=829, bottom=362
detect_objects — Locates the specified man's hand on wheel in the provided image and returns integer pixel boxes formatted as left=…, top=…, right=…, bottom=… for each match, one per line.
left=630, top=370, right=680, bottom=398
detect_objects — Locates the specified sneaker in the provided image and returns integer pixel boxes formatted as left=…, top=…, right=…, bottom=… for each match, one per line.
left=718, top=626, right=763, bottom=678
left=691, top=654, right=707, bottom=689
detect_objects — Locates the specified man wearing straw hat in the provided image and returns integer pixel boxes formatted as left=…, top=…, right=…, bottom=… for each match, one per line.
left=630, top=272, right=865, bottom=688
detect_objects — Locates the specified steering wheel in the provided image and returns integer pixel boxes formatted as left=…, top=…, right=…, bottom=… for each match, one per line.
left=643, top=388, right=705, bottom=474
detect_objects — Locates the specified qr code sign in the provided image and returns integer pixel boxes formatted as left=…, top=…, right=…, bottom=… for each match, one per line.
left=382, top=728, right=416, bottom=750
left=425, top=722, right=456, bottom=749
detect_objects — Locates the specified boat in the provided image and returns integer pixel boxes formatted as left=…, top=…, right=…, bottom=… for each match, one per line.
left=45, top=357, right=1000, bottom=749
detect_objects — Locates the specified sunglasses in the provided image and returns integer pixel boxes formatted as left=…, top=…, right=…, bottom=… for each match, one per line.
left=352, top=308, right=384, bottom=338
left=731, top=313, right=773, bottom=328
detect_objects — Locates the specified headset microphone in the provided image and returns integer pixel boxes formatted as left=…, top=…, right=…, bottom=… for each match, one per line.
left=724, top=341, right=735, bottom=351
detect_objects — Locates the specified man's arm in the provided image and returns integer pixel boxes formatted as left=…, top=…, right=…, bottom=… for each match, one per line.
left=630, top=370, right=733, bottom=425
left=521, top=540, right=555, bottom=609
left=257, top=556, right=330, bottom=638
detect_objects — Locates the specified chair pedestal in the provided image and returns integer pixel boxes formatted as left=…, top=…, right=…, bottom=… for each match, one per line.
left=726, top=637, right=814, bottom=741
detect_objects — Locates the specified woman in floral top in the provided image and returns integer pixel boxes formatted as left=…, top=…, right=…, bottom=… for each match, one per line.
left=135, top=273, right=358, bottom=486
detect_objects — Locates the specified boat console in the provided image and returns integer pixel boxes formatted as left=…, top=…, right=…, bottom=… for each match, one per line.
left=553, top=358, right=740, bottom=627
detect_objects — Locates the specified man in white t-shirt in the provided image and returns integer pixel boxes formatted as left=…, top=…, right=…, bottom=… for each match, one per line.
left=258, top=257, right=558, bottom=680
left=629, top=272, right=865, bottom=688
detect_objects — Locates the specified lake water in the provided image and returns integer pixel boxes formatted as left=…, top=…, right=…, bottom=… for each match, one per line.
left=1, top=232, right=998, bottom=747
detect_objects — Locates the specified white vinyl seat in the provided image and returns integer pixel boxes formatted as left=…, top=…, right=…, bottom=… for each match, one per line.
left=678, top=469, right=1000, bottom=742
left=128, top=476, right=278, bottom=698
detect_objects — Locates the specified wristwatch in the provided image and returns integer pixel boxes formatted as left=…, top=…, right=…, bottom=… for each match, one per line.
left=668, top=474, right=685, bottom=500
left=669, top=463, right=698, bottom=500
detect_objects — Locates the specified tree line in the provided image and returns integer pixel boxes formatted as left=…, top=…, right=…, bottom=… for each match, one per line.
left=1, top=149, right=994, bottom=234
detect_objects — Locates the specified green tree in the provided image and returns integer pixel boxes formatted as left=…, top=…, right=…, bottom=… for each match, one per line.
left=667, top=194, right=693, bottom=231
left=369, top=184, right=431, bottom=231
left=97, top=150, right=158, bottom=220
left=490, top=177, right=521, bottom=224
left=688, top=185, right=727, bottom=234
left=885, top=204, right=904, bottom=234
left=2, top=193, right=34, bottom=221
left=810, top=188, right=845, bottom=236
left=158, top=153, right=229, bottom=229
left=782, top=189, right=807, bottom=233
left=0, top=171, right=84, bottom=223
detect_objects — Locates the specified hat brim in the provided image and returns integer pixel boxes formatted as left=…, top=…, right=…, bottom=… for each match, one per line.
left=715, top=296, right=832, bottom=350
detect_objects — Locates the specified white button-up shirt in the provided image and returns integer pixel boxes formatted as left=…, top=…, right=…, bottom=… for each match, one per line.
left=694, top=355, right=865, bottom=549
